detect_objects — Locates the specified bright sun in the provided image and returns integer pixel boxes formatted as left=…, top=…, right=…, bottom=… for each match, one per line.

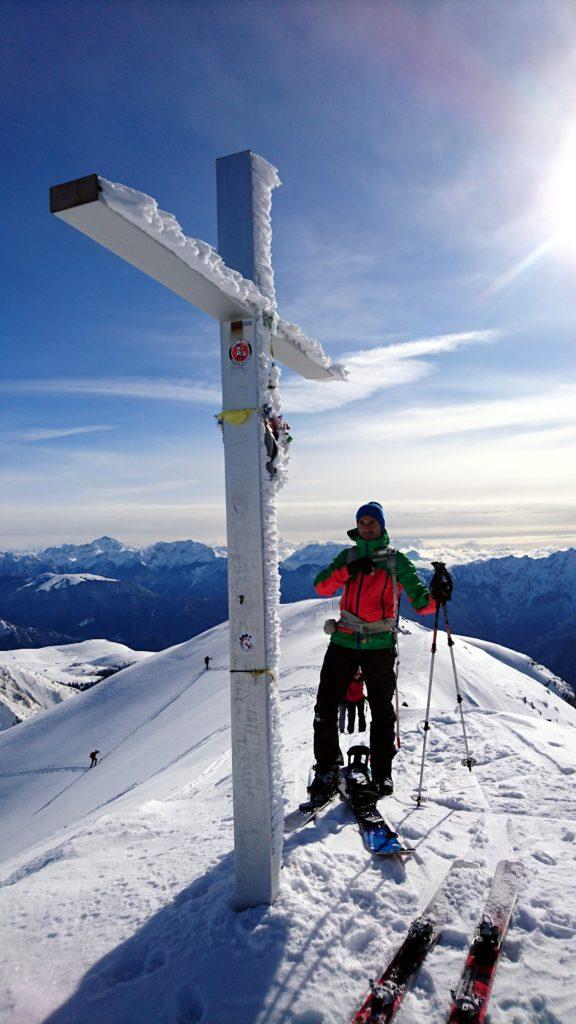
left=547, top=132, right=576, bottom=255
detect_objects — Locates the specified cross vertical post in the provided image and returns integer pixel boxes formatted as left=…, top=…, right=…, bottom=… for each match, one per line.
left=49, top=151, right=345, bottom=910
left=217, top=152, right=282, bottom=907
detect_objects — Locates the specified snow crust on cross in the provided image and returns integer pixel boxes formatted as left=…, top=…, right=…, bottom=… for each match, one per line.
left=50, top=150, right=346, bottom=908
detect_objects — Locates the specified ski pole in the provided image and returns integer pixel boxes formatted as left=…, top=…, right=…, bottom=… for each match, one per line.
left=394, top=664, right=401, bottom=749
left=394, top=592, right=402, bottom=749
left=441, top=602, right=477, bottom=771
left=415, top=599, right=441, bottom=806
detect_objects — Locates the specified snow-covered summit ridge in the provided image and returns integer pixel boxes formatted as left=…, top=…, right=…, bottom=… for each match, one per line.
left=139, top=539, right=219, bottom=569
left=282, top=541, right=344, bottom=570
left=2, top=535, right=572, bottom=571
left=21, top=573, right=119, bottom=593
left=0, top=639, right=151, bottom=727
left=0, top=536, right=219, bottom=574
left=0, top=599, right=575, bottom=1023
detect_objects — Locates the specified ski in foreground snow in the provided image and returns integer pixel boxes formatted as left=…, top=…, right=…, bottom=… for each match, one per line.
left=340, top=745, right=411, bottom=857
left=284, top=789, right=339, bottom=833
left=351, top=859, right=478, bottom=1023
left=447, top=858, right=524, bottom=1023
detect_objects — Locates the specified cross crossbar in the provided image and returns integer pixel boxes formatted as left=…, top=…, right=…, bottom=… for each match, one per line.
left=50, top=173, right=345, bottom=381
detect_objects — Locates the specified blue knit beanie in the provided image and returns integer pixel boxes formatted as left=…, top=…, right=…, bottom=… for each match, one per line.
left=356, top=501, right=385, bottom=532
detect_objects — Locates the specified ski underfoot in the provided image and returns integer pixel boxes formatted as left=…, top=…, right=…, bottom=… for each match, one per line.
left=285, top=747, right=409, bottom=856
left=341, top=745, right=411, bottom=857
left=283, top=790, right=339, bottom=833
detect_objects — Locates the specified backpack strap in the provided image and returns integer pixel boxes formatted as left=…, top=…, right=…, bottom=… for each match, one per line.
left=373, top=547, right=399, bottom=620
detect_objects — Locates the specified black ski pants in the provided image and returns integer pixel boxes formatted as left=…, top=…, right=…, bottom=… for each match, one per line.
left=314, top=643, right=397, bottom=781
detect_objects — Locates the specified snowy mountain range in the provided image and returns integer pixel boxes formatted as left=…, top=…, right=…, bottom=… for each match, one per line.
left=0, top=537, right=227, bottom=651
left=402, top=549, right=576, bottom=692
left=0, top=599, right=575, bottom=1022
left=0, top=537, right=574, bottom=690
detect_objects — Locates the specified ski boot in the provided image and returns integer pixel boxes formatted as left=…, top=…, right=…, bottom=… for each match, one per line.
left=373, top=774, right=394, bottom=797
left=307, top=764, right=340, bottom=808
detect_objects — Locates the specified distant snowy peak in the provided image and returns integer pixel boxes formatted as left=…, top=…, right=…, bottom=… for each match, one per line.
left=22, top=573, right=119, bottom=593
left=0, top=551, right=50, bottom=576
left=39, top=536, right=140, bottom=571
left=140, top=540, right=216, bottom=569
left=282, top=542, right=343, bottom=570
left=3, top=536, right=220, bottom=574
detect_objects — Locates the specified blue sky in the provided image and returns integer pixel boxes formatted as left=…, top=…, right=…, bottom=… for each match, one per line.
left=2, top=0, right=576, bottom=551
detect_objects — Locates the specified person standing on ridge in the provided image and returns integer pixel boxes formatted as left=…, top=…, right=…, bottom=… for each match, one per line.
left=309, top=501, right=436, bottom=803
left=338, top=669, right=367, bottom=735
left=89, top=750, right=100, bottom=767
left=204, top=656, right=212, bottom=671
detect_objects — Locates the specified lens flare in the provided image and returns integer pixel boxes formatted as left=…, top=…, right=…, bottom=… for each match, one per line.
left=546, top=131, right=576, bottom=255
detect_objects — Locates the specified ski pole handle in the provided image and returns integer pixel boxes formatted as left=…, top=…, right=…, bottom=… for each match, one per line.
left=430, top=561, right=453, bottom=604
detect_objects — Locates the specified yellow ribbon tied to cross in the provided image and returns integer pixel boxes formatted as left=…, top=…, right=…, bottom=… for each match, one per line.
left=217, top=408, right=258, bottom=426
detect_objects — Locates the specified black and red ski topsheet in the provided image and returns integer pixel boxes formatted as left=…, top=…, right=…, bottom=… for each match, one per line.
left=447, top=858, right=524, bottom=1023
left=351, top=860, right=477, bottom=1023
left=350, top=858, right=523, bottom=1023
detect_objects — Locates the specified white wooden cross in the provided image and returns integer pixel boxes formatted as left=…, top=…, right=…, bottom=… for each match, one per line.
left=50, top=150, right=345, bottom=908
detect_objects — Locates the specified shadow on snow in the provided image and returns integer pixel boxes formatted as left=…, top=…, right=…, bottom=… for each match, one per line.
left=41, top=850, right=290, bottom=1024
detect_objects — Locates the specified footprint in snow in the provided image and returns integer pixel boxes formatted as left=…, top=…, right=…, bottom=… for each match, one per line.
left=345, top=924, right=379, bottom=953
left=532, top=850, right=557, bottom=866
left=174, top=983, right=204, bottom=1024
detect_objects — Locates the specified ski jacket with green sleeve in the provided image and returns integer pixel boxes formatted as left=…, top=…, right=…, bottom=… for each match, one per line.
left=314, top=528, right=435, bottom=650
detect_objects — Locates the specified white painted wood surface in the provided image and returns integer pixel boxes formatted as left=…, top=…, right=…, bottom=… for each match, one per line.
left=219, top=318, right=281, bottom=907
left=54, top=199, right=252, bottom=322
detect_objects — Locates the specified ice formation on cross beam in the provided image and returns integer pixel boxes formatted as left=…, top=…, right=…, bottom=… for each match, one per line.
left=99, top=174, right=347, bottom=382
left=250, top=152, right=280, bottom=304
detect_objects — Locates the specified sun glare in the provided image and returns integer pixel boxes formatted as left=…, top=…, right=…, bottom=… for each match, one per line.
left=546, top=132, right=576, bottom=255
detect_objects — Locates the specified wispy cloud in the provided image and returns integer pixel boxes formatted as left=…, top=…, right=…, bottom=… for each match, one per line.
left=281, top=330, right=499, bottom=413
left=299, top=381, right=576, bottom=444
left=365, top=384, right=576, bottom=442
left=0, top=377, right=221, bottom=404
left=8, top=425, right=116, bottom=443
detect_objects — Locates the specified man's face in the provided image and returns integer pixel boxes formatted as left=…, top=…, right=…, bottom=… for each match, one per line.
left=357, top=515, right=382, bottom=540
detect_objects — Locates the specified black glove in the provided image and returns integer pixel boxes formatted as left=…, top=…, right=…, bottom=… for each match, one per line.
left=347, top=556, right=376, bottom=577
left=430, top=561, right=453, bottom=603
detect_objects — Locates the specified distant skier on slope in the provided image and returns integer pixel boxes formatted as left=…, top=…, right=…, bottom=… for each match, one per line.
left=204, top=656, right=212, bottom=670
left=309, top=501, right=436, bottom=803
left=89, top=750, right=100, bottom=767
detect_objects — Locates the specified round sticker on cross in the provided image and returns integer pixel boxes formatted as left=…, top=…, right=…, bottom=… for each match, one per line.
left=229, top=340, right=252, bottom=364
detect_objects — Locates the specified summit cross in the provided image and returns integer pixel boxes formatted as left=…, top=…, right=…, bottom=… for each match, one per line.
left=50, top=150, right=345, bottom=908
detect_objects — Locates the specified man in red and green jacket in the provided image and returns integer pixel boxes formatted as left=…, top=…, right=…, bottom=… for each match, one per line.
left=309, top=500, right=435, bottom=802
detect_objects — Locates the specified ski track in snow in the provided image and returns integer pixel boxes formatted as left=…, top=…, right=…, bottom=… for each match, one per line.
left=0, top=603, right=575, bottom=1023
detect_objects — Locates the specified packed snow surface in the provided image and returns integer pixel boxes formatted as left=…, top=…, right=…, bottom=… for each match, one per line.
left=0, top=639, right=152, bottom=726
left=0, top=600, right=575, bottom=1023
